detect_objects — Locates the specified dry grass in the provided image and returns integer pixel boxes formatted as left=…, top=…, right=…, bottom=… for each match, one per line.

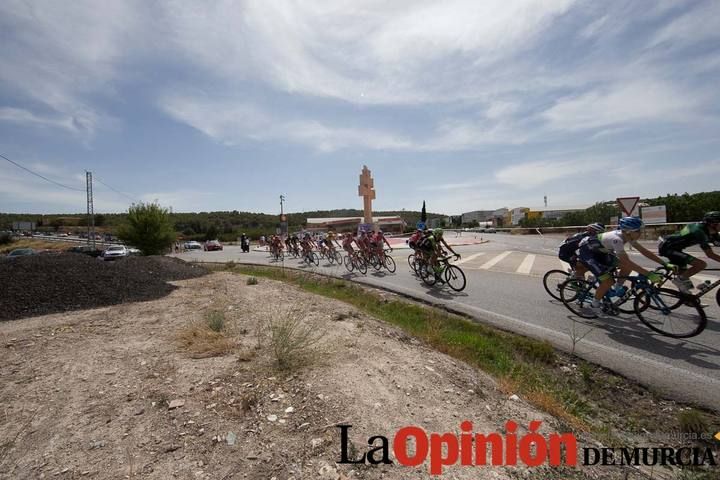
left=0, top=238, right=74, bottom=253
left=525, top=390, right=589, bottom=432
left=177, top=311, right=235, bottom=358
left=260, top=307, right=328, bottom=371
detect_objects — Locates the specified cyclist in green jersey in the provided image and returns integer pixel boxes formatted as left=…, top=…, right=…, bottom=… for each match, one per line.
left=659, top=211, right=720, bottom=293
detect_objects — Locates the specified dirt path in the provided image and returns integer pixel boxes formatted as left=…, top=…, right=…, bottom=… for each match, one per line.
left=1, top=272, right=639, bottom=479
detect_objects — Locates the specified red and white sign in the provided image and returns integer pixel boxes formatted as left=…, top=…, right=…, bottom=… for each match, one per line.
left=617, top=196, right=640, bottom=217
left=642, top=205, right=666, bottom=224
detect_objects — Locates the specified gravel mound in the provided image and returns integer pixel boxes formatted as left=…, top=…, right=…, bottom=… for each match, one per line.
left=0, top=254, right=208, bottom=321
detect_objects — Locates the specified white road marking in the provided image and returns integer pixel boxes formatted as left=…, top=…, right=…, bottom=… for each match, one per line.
left=479, top=251, right=512, bottom=270
left=455, top=252, right=486, bottom=266
left=516, top=254, right=536, bottom=275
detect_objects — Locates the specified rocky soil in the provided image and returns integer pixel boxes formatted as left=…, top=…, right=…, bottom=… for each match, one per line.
left=0, top=254, right=207, bottom=321
left=0, top=271, right=667, bottom=479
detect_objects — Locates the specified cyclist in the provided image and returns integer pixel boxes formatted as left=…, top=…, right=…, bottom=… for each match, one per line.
left=325, top=229, right=340, bottom=253
left=658, top=211, right=720, bottom=294
left=419, top=228, right=461, bottom=279
left=342, top=230, right=357, bottom=256
left=577, top=216, right=668, bottom=312
left=372, top=230, right=393, bottom=259
left=558, top=223, right=605, bottom=279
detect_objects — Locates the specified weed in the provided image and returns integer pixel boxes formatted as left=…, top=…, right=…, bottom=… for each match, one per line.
left=677, top=409, right=708, bottom=436
left=261, top=307, right=327, bottom=371
left=247, top=276, right=259, bottom=285
left=206, top=310, right=225, bottom=332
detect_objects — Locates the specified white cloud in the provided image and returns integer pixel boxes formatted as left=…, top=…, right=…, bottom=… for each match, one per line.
left=649, top=2, right=720, bottom=49
left=494, top=159, right=605, bottom=189
left=542, top=81, right=699, bottom=132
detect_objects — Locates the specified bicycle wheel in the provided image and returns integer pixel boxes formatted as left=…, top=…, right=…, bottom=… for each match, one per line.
left=334, top=251, right=343, bottom=265
left=408, top=254, right=416, bottom=273
left=419, top=263, right=437, bottom=286
left=634, top=288, right=707, bottom=338
left=543, top=269, right=570, bottom=301
left=559, top=279, right=598, bottom=319
left=445, top=265, right=466, bottom=292
left=344, top=254, right=354, bottom=272
left=311, top=252, right=319, bottom=266
left=355, top=257, right=367, bottom=275
left=384, top=255, right=396, bottom=273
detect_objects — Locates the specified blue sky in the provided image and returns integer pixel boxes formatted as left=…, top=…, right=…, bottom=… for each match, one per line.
left=1, top=0, right=719, bottom=215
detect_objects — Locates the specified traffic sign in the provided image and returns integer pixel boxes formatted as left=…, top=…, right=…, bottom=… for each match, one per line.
left=416, top=221, right=426, bottom=230
left=617, top=197, right=640, bottom=216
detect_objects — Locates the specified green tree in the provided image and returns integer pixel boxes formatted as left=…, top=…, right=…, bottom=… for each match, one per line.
left=421, top=201, right=427, bottom=223
left=117, top=202, right=175, bottom=255
left=205, top=224, right=219, bottom=241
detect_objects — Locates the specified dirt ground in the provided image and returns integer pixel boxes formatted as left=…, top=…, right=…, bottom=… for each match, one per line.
left=0, top=271, right=668, bottom=479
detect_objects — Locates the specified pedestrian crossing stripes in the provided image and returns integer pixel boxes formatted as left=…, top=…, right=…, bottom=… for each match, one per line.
left=455, top=252, right=486, bottom=265
left=516, top=254, right=536, bottom=275
left=456, top=250, right=720, bottom=283
left=479, top=251, right=513, bottom=269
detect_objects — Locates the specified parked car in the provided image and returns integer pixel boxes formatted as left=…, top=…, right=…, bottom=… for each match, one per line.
left=127, top=247, right=141, bottom=256
left=184, top=241, right=203, bottom=250
left=7, top=248, right=35, bottom=257
left=485, top=227, right=497, bottom=233
left=102, top=245, right=129, bottom=261
left=204, top=240, right=223, bottom=251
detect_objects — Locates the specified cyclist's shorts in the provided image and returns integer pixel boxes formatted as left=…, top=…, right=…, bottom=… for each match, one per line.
left=578, top=249, right=618, bottom=278
left=558, top=252, right=577, bottom=267
left=659, top=243, right=695, bottom=268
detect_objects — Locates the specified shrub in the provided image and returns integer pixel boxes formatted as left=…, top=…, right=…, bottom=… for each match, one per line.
left=117, top=202, right=175, bottom=256
left=246, top=276, right=258, bottom=285
left=206, top=310, right=225, bottom=332
left=263, top=308, right=326, bottom=371
left=0, top=232, right=13, bottom=245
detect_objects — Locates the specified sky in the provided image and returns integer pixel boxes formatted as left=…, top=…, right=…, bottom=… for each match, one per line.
left=1, top=0, right=719, bottom=215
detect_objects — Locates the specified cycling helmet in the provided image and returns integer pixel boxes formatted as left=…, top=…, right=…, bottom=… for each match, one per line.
left=619, top=216, right=643, bottom=231
left=586, top=223, right=605, bottom=233
left=432, top=228, right=443, bottom=238
left=703, top=211, right=720, bottom=224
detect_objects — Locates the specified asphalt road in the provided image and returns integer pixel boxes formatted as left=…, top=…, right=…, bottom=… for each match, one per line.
left=172, top=233, right=720, bottom=411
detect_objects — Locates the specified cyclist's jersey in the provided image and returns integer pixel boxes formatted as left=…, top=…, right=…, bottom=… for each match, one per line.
left=408, top=231, right=423, bottom=247
left=660, top=223, right=719, bottom=251
left=342, top=235, right=354, bottom=247
left=558, top=232, right=589, bottom=258
left=418, top=235, right=437, bottom=250
left=580, top=230, right=625, bottom=255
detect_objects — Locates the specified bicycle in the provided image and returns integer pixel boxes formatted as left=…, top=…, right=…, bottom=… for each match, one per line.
left=558, top=271, right=706, bottom=338
left=367, top=248, right=396, bottom=273
left=343, top=250, right=367, bottom=274
left=417, top=255, right=466, bottom=292
left=325, top=247, right=343, bottom=265
left=302, top=248, right=319, bottom=267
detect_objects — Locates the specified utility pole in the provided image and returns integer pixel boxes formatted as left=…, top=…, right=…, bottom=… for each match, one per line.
left=86, top=171, right=95, bottom=249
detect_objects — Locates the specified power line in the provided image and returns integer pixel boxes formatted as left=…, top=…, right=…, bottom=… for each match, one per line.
left=0, top=152, right=85, bottom=192
left=93, top=175, right=140, bottom=203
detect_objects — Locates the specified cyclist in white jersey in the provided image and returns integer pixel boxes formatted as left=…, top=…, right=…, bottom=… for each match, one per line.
left=577, top=216, right=669, bottom=313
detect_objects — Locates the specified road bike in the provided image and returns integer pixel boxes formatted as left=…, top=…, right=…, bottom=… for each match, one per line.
left=558, top=272, right=706, bottom=338
left=343, top=251, right=368, bottom=274
left=302, top=248, right=319, bottom=267
left=366, top=249, right=396, bottom=273
left=417, top=255, right=466, bottom=292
